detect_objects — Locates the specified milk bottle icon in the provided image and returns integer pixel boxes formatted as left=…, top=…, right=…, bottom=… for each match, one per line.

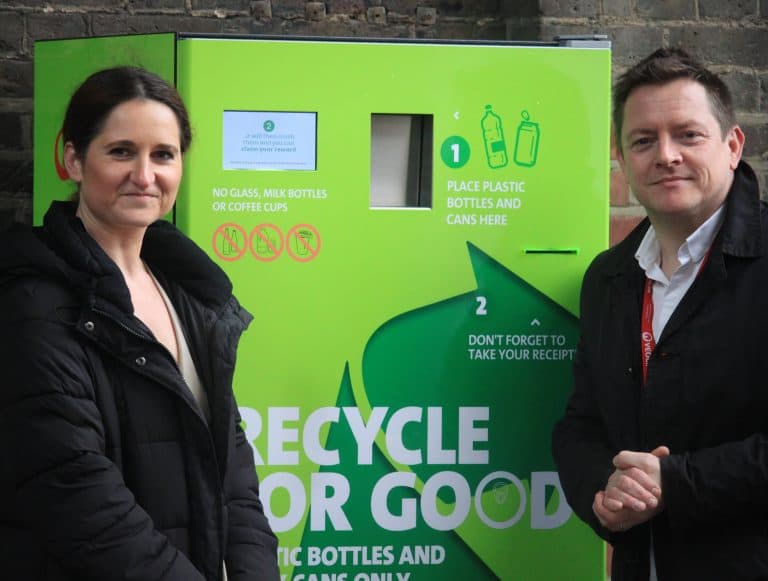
left=255, top=230, right=276, bottom=256
left=513, top=110, right=540, bottom=168
left=481, top=105, right=508, bottom=169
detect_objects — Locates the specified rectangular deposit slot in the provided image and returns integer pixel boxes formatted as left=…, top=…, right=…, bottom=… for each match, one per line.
left=370, top=113, right=433, bottom=208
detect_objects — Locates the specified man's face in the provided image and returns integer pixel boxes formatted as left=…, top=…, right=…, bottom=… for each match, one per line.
left=618, top=79, right=744, bottom=230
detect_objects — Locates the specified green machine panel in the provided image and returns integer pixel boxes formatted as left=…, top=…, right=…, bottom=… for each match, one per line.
left=34, top=35, right=611, bottom=580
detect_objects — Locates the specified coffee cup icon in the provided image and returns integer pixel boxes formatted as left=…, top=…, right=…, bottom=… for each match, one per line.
left=294, top=228, right=314, bottom=255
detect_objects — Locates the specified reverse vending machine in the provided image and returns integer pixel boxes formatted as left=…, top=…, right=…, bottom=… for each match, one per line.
left=35, top=33, right=611, bottom=580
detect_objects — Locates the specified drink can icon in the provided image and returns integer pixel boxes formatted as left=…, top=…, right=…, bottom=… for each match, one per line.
left=514, top=110, right=540, bottom=168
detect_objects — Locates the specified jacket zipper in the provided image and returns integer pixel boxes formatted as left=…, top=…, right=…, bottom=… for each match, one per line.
left=90, top=306, right=210, bottom=426
left=92, top=306, right=181, bottom=370
left=93, top=306, right=229, bottom=574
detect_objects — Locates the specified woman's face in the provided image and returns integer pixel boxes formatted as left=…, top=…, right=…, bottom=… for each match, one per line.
left=64, top=98, right=183, bottom=233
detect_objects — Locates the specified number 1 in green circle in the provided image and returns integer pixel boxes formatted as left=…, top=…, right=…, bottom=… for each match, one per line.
left=441, top=136, right=470, bottom=168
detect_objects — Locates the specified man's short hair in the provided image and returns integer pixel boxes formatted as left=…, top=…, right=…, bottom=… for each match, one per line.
left=613, top=47, right=736, bottom=152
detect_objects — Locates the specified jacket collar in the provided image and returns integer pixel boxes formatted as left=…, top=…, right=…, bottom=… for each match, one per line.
left=37, top=201, right=233, bottom=315
left=142, top=218, right=233, bottom=311
left=594, top=161, right=762, bottom=349
left=604, top=160, right=762, bottom=279
left=719, top=160, right=762, bottom=258
left=42, top=201, right=132, bottom=312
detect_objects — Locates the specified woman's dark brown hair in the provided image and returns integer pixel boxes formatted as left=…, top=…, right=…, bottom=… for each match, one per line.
left=62, top=66, right=192, bottom=159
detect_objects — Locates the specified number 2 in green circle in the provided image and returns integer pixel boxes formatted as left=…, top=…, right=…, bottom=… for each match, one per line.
left=441, top=136, right=470, bottom=168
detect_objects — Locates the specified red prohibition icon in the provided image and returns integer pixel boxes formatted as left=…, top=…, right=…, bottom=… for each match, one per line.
left=249, top=223, right=284, bottom=262
left=286, top=224, right=321, bottom=262
left=212, top=223, right=248, bottom=262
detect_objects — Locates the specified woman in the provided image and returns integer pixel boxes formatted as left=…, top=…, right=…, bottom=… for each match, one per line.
left=0, top=67, right=279, bottom=580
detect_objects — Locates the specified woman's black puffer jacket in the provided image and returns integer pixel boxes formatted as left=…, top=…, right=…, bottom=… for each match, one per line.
left=0, top=201, right=279, bottom=581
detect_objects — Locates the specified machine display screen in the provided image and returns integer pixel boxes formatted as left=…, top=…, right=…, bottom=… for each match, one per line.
left=223, top=110, right=317, bottom=171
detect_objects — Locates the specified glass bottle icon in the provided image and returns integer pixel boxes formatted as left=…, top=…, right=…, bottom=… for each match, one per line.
left=481, top=105, right=508, bottom=169
left=223, top=227, right=241, bottom=256
left=514, top=110, right=540, bottom=168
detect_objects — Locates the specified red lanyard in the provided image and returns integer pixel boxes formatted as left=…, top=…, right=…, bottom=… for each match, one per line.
left=640, top=249, right=711, bottom=384
left=640, top=278, right=656, bottom=384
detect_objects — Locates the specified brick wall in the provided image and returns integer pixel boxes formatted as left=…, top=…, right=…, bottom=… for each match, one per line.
left=0, top=0, right=766, bottom=244
left=526, top=0, right=768, bottom=245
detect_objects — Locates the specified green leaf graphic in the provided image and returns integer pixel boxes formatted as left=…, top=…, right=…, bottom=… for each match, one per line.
left=295, top=243, right=603, bottom=580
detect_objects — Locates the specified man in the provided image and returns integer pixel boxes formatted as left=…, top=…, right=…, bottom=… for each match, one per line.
left=552, top=47, right=768, bottom=580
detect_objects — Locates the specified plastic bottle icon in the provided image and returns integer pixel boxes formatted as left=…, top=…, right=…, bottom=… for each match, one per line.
left=481, top=105, right=508, bottom=169
left=514, top=110, right=540, bottom=168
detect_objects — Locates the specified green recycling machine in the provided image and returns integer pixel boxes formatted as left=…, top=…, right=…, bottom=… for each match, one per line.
left=34, top=32, right=611, bottom=580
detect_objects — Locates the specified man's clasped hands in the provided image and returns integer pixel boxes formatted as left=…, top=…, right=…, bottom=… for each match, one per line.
left=593, top=446, right=670, bottom=532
